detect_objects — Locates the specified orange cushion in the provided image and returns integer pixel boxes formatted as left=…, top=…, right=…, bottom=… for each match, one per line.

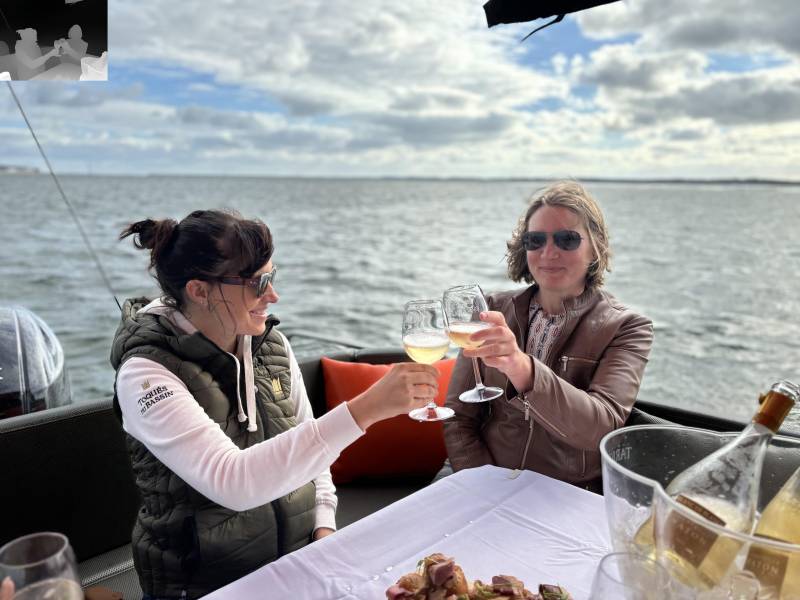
left=320, top=357, right=456, bottom=484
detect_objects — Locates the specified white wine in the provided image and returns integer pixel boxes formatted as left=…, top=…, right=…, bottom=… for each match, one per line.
left=635, top=380, right=798, bottom=591
left=660, top=494, right=748, bottom=589
left=446, top=322, right=489, bottom=349
left=744, top=466, right=800, bottom=598
left=403, top=332, right=449, bottom=365
left=13, top=578, right=84, bottom=600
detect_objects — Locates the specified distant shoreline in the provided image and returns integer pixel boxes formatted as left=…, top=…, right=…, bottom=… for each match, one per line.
left=1, top=167, right=798, bottom=186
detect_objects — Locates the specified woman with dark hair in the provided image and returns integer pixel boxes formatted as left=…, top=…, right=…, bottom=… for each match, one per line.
left=13, top=28, right=58, bottom=80
left=442, top=181, right=653, bottom=491
left=112, top=209, right=438, bottom=599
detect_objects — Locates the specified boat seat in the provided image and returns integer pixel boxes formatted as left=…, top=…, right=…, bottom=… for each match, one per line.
left=625, top=405, right=673, bottom=427
left=298, top=348, right=431, bottom=526
left=0, top=398, right=141, bottom=598
left=299, top=347, right=409, bottom=418
left=78, top=544, right=141, bottom=599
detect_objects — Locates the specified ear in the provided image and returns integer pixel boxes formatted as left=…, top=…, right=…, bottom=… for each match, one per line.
left=184, top=279, right=212, bottom=306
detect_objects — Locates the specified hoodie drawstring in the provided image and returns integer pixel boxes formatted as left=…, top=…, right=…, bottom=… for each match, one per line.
left=241, top=335, right=257, bottom=432
left=230, top=345, right=248, bottom=426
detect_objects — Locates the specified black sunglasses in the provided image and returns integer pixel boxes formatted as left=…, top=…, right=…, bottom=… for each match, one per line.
left=522, top=230, right=583, bottom=252
left=217, top=266, right=277, bottom=297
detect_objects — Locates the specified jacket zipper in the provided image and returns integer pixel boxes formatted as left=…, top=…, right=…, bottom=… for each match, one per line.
left=527, top=400, right=567, bottom=439
left=560, top=355, right=589, bottom=477
left=518, top=399, right=535, bottom=470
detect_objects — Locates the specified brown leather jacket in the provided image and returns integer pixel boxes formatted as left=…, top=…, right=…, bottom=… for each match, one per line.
left=443, top=285, right=653, bottom=488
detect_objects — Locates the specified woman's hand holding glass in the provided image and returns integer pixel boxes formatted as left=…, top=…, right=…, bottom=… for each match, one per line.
left=346, top=362, right=439, bottom=430
left=462, top=310, right=533, bottom=395
left=402, top=299, right=453, bottom=422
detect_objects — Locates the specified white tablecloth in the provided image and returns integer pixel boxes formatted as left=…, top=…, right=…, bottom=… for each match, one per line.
left=203, top=465, right=611, bottom=600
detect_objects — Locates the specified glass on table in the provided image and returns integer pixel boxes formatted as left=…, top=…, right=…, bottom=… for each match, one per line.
left=402, top=299, right=453, bottom=422
left=589, top=551, right=694, bottom=600
left=442, top=284, right=503, bottom=403
left=0, top=532, right=83, bottom=599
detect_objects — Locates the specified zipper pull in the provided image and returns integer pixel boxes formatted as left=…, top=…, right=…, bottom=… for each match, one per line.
left=560, top=355, right=569, bottom=373
left=523, top=399, right=530, bottom=421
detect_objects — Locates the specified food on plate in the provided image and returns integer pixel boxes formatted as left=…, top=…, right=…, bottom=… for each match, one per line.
left=385, top=554, right=572, bottom=600
left=534, top=584, right=572, bottom=600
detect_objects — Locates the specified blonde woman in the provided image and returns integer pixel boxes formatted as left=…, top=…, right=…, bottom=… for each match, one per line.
left=443, top=181, right=653, bottom=491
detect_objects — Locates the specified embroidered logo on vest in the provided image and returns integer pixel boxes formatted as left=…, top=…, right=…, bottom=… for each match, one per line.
left=271, top=377, right=283, bottom=396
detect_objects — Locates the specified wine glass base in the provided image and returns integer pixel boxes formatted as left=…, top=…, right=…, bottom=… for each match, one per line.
left=459, top=386, right=503, bottom=403
left=408, top=406, right=455, bottom=422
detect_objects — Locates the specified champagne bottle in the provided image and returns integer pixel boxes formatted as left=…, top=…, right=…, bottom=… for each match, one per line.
left=743, top=465, right=800, bottom=598
left=640, top=380, right=798, bottom=589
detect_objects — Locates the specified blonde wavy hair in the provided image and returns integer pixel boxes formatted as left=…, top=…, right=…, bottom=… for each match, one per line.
left=506, top=180, right=612, bottom=290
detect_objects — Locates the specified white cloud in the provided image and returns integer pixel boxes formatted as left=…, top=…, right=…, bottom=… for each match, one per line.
left=0, top=0, right=797, bottom=178
left=576, top=0, right=800, bottom=57
left=108, top=0, right=564, bottom=116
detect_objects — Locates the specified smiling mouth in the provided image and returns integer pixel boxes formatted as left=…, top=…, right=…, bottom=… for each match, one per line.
left=249, top=310, right=268, bottom=318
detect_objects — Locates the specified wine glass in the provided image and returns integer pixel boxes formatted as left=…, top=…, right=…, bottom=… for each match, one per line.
left=442, top=284, right=503, bottom=403
left=402, top=299, right=454, bottom=422
left=588, top=552, right=693, bottom=600
left=0, top=532, right=83, bottom=599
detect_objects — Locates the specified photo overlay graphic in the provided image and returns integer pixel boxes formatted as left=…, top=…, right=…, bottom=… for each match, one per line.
left=0, top=0, right=107, bottom=81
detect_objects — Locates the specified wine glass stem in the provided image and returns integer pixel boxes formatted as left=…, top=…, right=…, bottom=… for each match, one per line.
left=471, top=357, right=485, bottom=390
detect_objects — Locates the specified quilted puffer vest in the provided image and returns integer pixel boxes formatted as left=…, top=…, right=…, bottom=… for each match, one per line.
left=110, top=298, right=316, bottom=598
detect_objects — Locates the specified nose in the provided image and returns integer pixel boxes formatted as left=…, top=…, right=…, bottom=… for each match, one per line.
left=539, top=236, right=560, bottom=259
left=264, top=283, right=279, bottom=304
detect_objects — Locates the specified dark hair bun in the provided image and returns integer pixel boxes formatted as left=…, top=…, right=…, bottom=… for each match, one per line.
left=119, top=218, right=175, bottom=248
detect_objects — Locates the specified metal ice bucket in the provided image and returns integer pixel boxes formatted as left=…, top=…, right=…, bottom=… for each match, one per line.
left=600, top=425, right=800, bottom=599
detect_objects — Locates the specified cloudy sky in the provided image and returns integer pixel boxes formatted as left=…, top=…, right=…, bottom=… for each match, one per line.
left=2, top=0, right=799, bottom=179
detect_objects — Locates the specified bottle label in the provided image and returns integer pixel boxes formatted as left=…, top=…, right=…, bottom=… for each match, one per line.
left=743, top=534, right=788, bottom=593
left=668, top=495, right=726, bottom=567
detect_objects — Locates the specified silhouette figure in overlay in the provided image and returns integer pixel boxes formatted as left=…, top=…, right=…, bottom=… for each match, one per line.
left=0, top=41, right=16, bottom=80
left=14, top=28, right=58, bottom=80
left=55, top=24, right=89, bottom=66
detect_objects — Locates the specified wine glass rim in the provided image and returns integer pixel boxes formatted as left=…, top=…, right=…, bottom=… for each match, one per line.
left=404, top=298, right=442, bottom=307
left=0, top=531, right=69, bottom=568
left=444, top=283, right=481, bottom=293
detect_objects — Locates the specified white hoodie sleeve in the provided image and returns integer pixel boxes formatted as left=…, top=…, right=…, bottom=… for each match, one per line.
left=117, top=356, right=364, bottom=513
left=278, top=333, right=339, bottom=532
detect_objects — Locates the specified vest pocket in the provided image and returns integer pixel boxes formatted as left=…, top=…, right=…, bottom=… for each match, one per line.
left=195, top=508, right=278, bottom=572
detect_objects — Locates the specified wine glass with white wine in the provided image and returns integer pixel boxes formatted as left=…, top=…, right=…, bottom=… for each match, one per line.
left=402, top=299, right=454, bottom=422
left=0, top=532, right=83, bottom=599
left=442, top=284, right=503, bottom=403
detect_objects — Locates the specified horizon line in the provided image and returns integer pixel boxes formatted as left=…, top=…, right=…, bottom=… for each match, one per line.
left=1, top=166, right=799, bottom=186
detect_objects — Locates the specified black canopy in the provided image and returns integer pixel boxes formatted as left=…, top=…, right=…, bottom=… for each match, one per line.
left=483, top=0, right=620, bottom=39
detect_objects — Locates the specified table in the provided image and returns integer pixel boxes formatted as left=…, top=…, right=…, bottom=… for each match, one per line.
left=203, top=465, right=611, bottom=600
left=29, top=63, right=82, bottom=81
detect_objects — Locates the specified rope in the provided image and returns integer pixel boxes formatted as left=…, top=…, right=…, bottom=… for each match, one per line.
left=5, top=81, right=122, bottom=311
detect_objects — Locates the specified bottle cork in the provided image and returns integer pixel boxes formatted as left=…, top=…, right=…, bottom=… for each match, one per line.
left=753, top=383, right=797, bottom=432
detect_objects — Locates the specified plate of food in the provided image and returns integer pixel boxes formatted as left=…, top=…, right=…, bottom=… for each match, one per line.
left=386, top=553, right=572, bottom=600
